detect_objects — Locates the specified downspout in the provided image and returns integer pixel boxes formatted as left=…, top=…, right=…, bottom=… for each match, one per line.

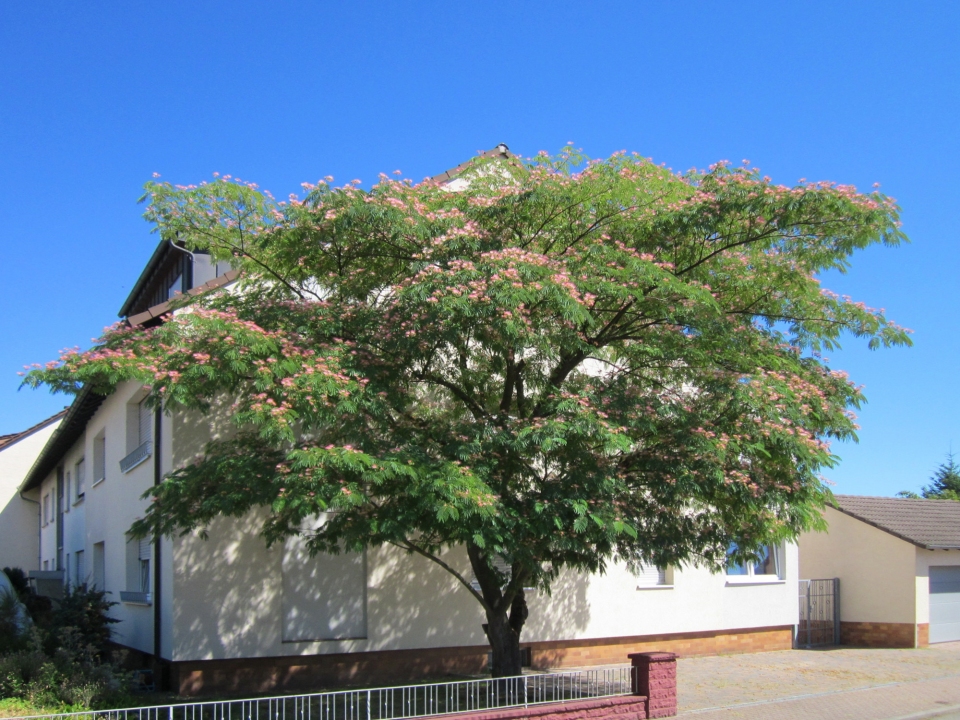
left=19, top=490, right=41, bottom=571
left=153, top=405, right=162, bottom=669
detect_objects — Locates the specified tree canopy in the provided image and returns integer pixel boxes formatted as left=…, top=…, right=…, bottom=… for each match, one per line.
left=25, top=147, right=911, bottom=675
left=898, top=452, right=960, bottom=501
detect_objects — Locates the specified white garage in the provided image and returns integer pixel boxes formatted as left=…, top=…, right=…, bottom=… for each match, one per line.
left=930, top=566, right=960, bottom=644
left=800, top=495, right=960, bottom=648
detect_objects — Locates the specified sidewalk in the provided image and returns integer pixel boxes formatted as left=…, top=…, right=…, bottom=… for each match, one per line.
left=683, top=674, right=960, bottom=719
left=673, top=643, right=960, bottom=720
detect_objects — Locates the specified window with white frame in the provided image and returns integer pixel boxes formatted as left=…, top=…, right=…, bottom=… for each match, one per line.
left=75, top=458, right=85, bottom=499
left=93, top=433, right=106, bottom=485
left=42, top=493, right=49, bottom=525
left=92, top=542, right=105, bottom=590
left=64, top=472, right=71, bottom=513
left=75, top=550, right=84, bottom=587
left=726, top=543, right=782, bottom=578
left=127, top=396, right=152, bottom=453
left=126, top=535, right=151, bottom=595
left=636, top=564, right=670, bottom=588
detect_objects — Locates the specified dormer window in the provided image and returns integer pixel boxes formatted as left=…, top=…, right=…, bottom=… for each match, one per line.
left=167, top=272, right=183, bottom=301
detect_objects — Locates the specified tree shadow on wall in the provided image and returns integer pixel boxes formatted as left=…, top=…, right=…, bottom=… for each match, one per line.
left=167, top=405, right=592, bottom=694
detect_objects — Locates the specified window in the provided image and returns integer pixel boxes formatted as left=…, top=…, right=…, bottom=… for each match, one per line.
left=42, top=494, right=49, bottom=525
left=139, top=539, right=150, bottom=593
left=635, top=564, right=671, bottom=588
left=167, top=273, right=182, bottom=300
left=75, top=458, right=85, bottom=499
left=726, top=543, right=782, bottom=578
left=64, top=472, right=71, bottom=513
left=138, top=398, right=152, bottom=448
left=43, top=560, right=49, bottom=570
left=121, top=397, right=154, bottom=473
left=281, top=515, right=367, bottom=641
left=125, top=535, right=151, bottom=595
left=75, top=550, right=85, bottom=587
left=93, top=433, right=106, bottom=485
left=92, top=542, right=105, bottom=590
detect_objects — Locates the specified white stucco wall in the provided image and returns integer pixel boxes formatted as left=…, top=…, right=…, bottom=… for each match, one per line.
left=36, top=381, right=169, bottom=657
left=165, top=387, right=799, bottom=663
left=170, top=508, right=799, bottom=662
left=799, top=505, right=917, bottom=624
left=0, top=418, right=59, bottom=571
left=35, top=381, right=800, bottom=664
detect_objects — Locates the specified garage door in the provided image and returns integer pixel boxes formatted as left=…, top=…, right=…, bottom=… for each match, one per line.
left=929, top=566, right=960, bottom=643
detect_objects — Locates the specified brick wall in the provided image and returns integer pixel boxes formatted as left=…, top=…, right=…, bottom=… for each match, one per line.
left=840, top=621, right=918, bottom=648
left=430, top=695, right=650, bottom=720
left=630, top=652, right=677, bottom=719
left=527, top=625, right=793, bottom=669
left=170, top=626, right=790, bottom=696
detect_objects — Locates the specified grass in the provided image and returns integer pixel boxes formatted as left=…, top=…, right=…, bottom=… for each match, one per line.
left=0, top=698, right=86, bottom=719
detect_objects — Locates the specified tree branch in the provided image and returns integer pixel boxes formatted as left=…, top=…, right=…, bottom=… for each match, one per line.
left=393, top=539, right=490, bottom=612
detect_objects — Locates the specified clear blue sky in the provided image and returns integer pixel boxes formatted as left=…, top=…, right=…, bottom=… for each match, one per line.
left=1, top=2, right=957, bottom=497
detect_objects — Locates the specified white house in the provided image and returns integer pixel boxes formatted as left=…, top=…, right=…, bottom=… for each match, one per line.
left=0, top=411, right=63, bottom=572
left=18, top=148, right=801, bottom=695
left=799, top=495, right=960, bottom=648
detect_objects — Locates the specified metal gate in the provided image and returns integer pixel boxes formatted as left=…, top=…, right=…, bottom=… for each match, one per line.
left=797, top=578, right=839, bottom=647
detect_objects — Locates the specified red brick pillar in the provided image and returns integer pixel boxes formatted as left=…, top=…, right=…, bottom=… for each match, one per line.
left=629, top=652, right=678, bottom=719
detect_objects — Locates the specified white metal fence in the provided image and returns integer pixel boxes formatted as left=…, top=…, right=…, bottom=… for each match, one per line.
left=14, top=666, right=636, bottom=720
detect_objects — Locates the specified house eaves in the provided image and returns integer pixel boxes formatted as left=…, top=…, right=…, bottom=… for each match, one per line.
left=20, top=387, right=105, bottom=492
left=0, top=410, right=67, bottom=452
left=830, top=494, right=960, bottom=551
left=127, top=268, right=240, bottom=327
left=117, top=240, right=175, bottom=318
left=20, top=268, right=242, bottom=490
left=25, top=144, right=510, bottom=491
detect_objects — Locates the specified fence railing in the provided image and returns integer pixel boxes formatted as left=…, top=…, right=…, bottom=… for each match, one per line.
left=14, top=666, right=636, bottom=720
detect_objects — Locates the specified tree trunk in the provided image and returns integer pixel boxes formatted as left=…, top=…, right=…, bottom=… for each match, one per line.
left=484, top=589, right=528, bottom=677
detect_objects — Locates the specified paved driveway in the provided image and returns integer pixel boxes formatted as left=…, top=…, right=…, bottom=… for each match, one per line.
left=678, top=643, right=960, bottom=718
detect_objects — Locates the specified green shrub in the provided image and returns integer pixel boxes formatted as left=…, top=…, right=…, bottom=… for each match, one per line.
left=42, top=586, right=119, bottom=661
left=0, top=590, right=37, bottom=656
left=0, top=647, right=131, bottom=710
left=0, top=576, right=131, bottom=710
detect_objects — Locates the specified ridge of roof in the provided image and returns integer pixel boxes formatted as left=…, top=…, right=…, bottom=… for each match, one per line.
left=430, top=143, right=516, bottom=183
left=830, top=494, right=960, bottom=550
left=0, top=410, right=67, bottom=452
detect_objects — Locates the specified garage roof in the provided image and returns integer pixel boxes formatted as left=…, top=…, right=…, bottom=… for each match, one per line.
left=833, top=495, right=960, bottom=550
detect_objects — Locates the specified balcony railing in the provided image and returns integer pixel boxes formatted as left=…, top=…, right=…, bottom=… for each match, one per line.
left=119, top=441, right=152, bottom=473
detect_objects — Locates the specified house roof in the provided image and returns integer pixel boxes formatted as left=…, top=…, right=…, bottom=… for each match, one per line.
left=0, top=410, right=66, bottom=452
left=23, top=145, right=512, bottom=492
left=832, top=494, right=960, bottom=550
left=19, top=389, right=105, bottom=492
left=430, top=143, right=515, bottom=183
left=117, top=240, right=176, bottom=318
left=126, top=268, right=241, bottom=327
